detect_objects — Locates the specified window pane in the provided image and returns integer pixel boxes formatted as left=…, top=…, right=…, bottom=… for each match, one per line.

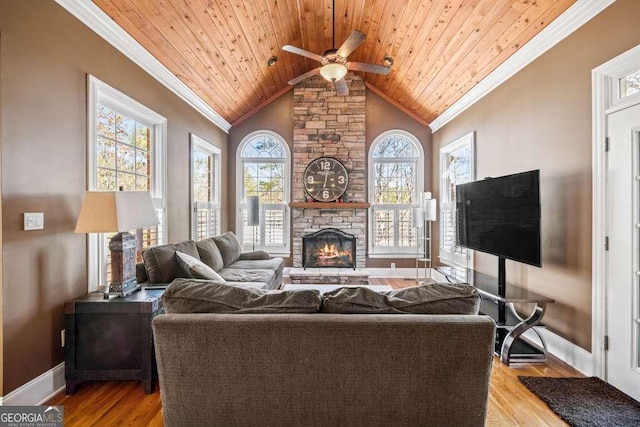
left=117, top=142, right=136, bottom=173
left=135, top=124, right=150, bottom=149
left=97, top=168, right=115, bottom=190
left=117, top=172, right=135, bottom=191
left=97, top=137, right=116, bottom=169
left=242, top=135, right=286, bottom=158
left=372, top=135, right=418, bottom=158
left=135, top=176, right=149, bottom=191
left=135, top=149, right=149, bottom=176
left=116, top=114, right=136, bottom=145
left=620, top=70, right=640, bottom=98
left=97, top=105, right=116, bottom=139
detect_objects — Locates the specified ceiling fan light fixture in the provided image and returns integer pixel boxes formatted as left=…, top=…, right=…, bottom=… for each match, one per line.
left=267, top=56, right=278, bottom=67
left=320, top=63, right=347, bottom=82
left=383, top=55, right=394, bottom=66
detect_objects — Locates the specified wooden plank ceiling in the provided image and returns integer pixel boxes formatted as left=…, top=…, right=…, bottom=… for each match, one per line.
left=93, top=0, right=576, bottom=127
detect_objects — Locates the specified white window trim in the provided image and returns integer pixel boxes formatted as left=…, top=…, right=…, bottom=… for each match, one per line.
left=87, top=75, right=167, bottom=291
left=368, top=129, right=424, bottom=257
left=190, top=133, right=221, bottom=240
left=439, top=131, right=475, bottom=268
left=236, top=130, right=291, bottom=256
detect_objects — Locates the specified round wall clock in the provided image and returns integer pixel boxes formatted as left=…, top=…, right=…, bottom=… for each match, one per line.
left=303, top=157, right=349, bottom=202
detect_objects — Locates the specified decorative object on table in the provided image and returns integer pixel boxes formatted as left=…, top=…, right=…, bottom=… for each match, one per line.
left=519, top=376, right=640, bottom=426
left=416, top=192, right=437, bottom=282
left=303, top=157, right=349, bottom=202
left=75, top=190, right=159, bottom=298
left=247, top=195, right=260, bottom=251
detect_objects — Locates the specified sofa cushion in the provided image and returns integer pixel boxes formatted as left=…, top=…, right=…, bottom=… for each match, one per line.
left=218, top=268, right=277, bottom=289
left=213, top=231, right=242, bottom=266
left=142, top=241, right=200, bottom=284
left=225, top=258, right=284, bottom=272
left=195, top=238, right=225, bottom=272
left=320, top=283, right=480, bottom=315
left=175, top=251, right=226, bottom=283
left=162, top=278, right=322, bottom=314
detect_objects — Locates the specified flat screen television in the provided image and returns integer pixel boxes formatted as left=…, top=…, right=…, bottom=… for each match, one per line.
left=456, top=169, right=541, bottom=268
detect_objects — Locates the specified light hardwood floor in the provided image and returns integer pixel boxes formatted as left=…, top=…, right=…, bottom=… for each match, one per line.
left=48, top=277, right=582, bottom=426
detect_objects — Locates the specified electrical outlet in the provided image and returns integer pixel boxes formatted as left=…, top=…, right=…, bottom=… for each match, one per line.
left=391, top=262, right=396, bottom=269
left=61, top=329, right=65, bottom=348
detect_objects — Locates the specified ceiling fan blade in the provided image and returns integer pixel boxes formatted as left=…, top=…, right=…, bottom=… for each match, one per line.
left=334, top=78, right=349, bottom=96
left=288, top=67, right=322, bottom=85
left=347, top=62, right=391, bottom=75
left=282, top=45, right=324, bottom=62
left=336, top=31, right=366, bottom=58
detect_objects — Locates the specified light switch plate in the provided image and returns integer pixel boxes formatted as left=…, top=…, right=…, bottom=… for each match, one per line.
left=24, top=212, right=44, bottom=230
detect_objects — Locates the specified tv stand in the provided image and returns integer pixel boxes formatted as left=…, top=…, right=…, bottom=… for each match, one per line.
left=436, top=265, right=554, bottom=365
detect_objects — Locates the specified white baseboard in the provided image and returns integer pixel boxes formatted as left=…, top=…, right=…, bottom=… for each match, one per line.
left=523, top=329, right=593, bottom=376
left=2, top=363, right=66, bottom=406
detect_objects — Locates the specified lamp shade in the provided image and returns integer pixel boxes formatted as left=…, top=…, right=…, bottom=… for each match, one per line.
left=320, top=63, right=348, bottom=82
left=412, top=207, right=424, bottom=228
left=424, top=199, right=437, bottom=221
left=247, top=196, right=260, bottom=226
left=75, top=191, right=159, bottom=233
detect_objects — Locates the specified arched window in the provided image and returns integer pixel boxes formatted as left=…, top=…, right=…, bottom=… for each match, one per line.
left=369, top=130, right=424, bottom=256
left=236, top=131, right=290, bottom=255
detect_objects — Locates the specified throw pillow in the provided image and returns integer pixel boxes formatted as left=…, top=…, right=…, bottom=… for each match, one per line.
left=213, top=231, right=242, bottom=267
left=320, top=283, right=480, bottom=315
left=175, top=251, right=226, bottom=283
left=195, top=238, right=225, bottom=271
left=142, top=240, right=200, bottom=284
left=163, top=278, right=322, bottom=314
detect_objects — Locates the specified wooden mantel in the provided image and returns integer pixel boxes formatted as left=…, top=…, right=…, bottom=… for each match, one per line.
left=289, top=202, right=370, bottom=209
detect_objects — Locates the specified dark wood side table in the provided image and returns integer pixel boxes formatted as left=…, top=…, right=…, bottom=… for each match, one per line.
left=64, top=288, right=164, bottom=394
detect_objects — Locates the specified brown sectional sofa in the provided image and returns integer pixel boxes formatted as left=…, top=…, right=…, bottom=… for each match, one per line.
left=152, top=280, right=496, bottom=426
left=135, top=231, right=284, bottom=290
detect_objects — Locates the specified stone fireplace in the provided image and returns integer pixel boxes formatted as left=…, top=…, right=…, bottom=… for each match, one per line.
left=291, top=73, right=367, bottom=267
left=302, top=228, right=356, bottom=269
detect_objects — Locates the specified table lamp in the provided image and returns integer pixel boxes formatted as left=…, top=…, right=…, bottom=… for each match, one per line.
left=75, top=191, right=159, bottom=298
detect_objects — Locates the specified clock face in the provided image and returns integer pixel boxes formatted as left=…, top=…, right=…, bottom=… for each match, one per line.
left=303, top=157, right=349, bottom=202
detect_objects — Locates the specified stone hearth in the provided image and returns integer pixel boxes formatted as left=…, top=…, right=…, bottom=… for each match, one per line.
left=288, top=268, right=370, bottom=285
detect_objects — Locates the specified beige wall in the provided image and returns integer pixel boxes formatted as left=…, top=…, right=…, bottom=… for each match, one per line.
left=0, top=0, right=227, bottom=394
left=229, top=88, right=432, bottom=268
left=432, top=0, right=640, bottom=351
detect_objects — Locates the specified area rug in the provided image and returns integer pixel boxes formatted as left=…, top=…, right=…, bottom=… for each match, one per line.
left=519, top=376, right=640, bottom=427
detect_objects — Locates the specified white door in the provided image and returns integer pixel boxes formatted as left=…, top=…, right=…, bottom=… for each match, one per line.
left=607, top=103, right=640, bottom=401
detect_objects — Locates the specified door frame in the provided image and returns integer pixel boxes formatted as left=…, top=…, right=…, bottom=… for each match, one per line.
left=592, top=44, right=640, bottom=379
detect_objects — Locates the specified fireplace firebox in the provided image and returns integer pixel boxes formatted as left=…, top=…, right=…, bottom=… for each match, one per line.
left=302, top=228, right=356, bottom=269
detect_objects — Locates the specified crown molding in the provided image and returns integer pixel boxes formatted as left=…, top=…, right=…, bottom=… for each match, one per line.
left=429, top=0, right=616, bottom=132
left=54, top=0, right=231, bottom=133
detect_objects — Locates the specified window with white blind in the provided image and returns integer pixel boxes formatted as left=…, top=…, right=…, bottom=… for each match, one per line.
left=236, top=131, right=290, bottom=255
left=439, top=131, right=475, bottom=268
left=369, top=130, right=424, bottom=257
left=191, top=134, right=221, bottom=240
left=88, top=76, right=167, bottom=291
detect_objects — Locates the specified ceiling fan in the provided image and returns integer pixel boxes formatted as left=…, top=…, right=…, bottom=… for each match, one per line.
left=282, top=1, right=391, bottom=95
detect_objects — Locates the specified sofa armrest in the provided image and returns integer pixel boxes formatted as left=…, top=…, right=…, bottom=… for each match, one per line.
left=238, top=250, right=271, bottom=261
